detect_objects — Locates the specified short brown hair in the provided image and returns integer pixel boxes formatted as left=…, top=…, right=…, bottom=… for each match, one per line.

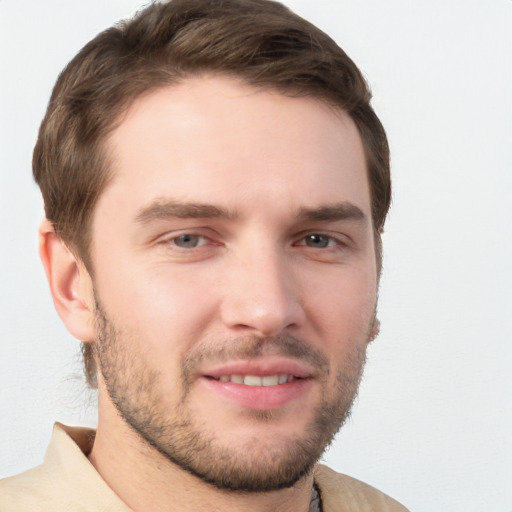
left=33, top=0, right=391, bottom=387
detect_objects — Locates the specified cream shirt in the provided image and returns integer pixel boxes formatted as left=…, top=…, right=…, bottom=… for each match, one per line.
left=0, top=423, right=409, bottom=512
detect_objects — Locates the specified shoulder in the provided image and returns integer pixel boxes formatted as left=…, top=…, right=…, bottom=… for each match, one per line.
left=0, top=465, right=68, bottom=512
left=314, top=464, right=410, bottom=512
left=0, top=424, right=110, bottom=512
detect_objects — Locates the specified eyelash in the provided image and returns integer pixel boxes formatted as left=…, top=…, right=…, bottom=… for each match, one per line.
left=168, top=234, right=209, bottom=249
left=294, top=233, right=343, bottom=249
left=162, top=232, right=345, bottom=251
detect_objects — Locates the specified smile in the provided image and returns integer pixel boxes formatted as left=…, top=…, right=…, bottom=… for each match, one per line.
left=202, top=372, right=311, bottom=410
left=211, top=374, right=298, bottom=386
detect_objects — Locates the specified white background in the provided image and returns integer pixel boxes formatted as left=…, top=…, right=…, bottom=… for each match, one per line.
left=1, top=1, right=511, bottom=511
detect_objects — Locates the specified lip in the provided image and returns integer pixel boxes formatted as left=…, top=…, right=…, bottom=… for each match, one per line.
left=196, top=356, right=316, bottom=410
left=199, top=356, right=317, bottom=380
left=199, top=376, right=312, bottom=410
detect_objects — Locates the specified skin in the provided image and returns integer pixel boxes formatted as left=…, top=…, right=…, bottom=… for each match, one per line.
left=42, top=76, right=379, bottom=512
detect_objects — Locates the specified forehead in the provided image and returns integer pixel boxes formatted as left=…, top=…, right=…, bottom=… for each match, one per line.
left=99, top=76, right=370, bottom=222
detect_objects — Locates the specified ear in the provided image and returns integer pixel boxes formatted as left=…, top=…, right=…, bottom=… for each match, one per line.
left=39, top=219, right=96, bottom=342
left=368, top=317, right=381, bottom=343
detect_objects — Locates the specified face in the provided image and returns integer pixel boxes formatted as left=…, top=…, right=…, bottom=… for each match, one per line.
left=89, top=77, right=378, bottom=491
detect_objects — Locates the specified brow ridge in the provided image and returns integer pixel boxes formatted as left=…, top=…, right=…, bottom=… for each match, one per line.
left=135, top=199, right=238, bottom=224
left=135, top=199, right=366, bottom=225
left=297, top=202, right=366, bottom=223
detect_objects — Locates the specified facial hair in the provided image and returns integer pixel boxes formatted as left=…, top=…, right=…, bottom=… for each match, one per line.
left=93, top=299, right=367, bottom=492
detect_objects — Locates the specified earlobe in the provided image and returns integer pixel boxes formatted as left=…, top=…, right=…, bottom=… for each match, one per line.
left=39, top=220, right=96, bottom=342
left=368, top=317, right=380, bottom=343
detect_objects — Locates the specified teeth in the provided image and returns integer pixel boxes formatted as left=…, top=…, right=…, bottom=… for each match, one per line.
left=215, top=374, right=295, bottom=386
left=244, top=375, right=262, bottom=386
left=262, top=375, right=278, bottom=386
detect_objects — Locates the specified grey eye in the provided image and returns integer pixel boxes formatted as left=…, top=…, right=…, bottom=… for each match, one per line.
left=172, top=234, right=203, bottom=248
left=304, top=234, right=331, bottom=248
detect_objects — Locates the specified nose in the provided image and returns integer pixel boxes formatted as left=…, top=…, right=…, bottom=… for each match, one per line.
left=220, top=245, right=305, bottom=337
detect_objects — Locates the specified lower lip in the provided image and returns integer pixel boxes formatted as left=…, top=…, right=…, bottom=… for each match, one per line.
left=200, top=377, right=312, bottom=410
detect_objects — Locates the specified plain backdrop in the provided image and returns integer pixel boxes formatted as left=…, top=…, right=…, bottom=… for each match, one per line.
left=1, top=1, right=511, bottom=511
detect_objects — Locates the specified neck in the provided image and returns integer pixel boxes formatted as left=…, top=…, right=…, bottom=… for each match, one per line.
left=88, top=391, right=315, bottom=512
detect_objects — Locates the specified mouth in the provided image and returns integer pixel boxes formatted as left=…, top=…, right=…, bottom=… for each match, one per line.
left=208, top=374, right=299, bottom=386
left=197, top=358, right=314, bottom=410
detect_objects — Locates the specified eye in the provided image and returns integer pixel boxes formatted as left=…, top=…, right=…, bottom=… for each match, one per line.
left=170, top=234, right=207, bottom=248
left=300, top=234, right=338, bottom=249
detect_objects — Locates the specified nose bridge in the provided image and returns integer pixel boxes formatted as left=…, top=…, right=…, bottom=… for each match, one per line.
left=221, top=237, right=303, bottom=336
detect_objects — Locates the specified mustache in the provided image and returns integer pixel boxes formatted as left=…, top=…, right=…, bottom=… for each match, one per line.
left=181, top=335, right=330, bottom=379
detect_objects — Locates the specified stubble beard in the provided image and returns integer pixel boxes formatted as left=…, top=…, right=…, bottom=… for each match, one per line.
left=93, top=300, right=367, bottom=492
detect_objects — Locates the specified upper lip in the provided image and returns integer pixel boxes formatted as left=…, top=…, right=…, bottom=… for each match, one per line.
left=198, top=356, right=317, bottom=380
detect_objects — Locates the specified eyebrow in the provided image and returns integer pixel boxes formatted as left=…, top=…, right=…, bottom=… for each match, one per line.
left=135, top=199, right=367, bottom=225
left=135, top=199, right=238, bottom=224
left=297, top=202, right=367, bottom=223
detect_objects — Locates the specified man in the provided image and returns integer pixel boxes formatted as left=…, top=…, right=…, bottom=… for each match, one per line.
left=0, top=0, right=408, bottom=510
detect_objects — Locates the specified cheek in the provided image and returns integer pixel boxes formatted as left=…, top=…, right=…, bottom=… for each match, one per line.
left=313, top=279, right=374, bottom=391
left=96, top=262, right=220, bottom=352
left=304, top=265, right=377, bottom=338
